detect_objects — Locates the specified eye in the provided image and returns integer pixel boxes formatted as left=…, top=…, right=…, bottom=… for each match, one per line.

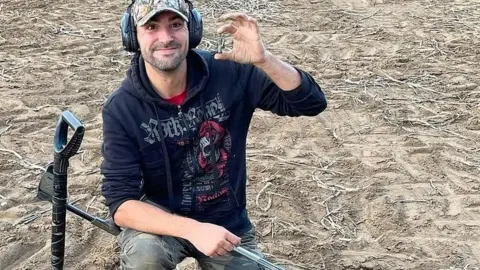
left=145, top=24, right=157, bottom=31
left=171, top=22, right=183, bottom=30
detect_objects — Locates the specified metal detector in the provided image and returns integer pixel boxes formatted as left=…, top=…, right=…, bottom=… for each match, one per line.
left=37, top=111, right=285, bottom=270
left=50, top=110, right=85, bottom=269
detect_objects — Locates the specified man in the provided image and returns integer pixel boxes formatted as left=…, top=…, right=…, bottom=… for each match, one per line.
left=100, top=0, right=327, bottom=269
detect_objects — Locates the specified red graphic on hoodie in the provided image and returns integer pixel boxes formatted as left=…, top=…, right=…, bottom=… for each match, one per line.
left=197, top=120, right=229, bottom=177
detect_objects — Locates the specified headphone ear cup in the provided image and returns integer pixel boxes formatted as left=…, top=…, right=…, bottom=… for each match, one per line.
left=121, top=5, right=139, bottom=52
left=188, top=8, right=203, bottom=49
left=129, top=13, right=139, bottom=52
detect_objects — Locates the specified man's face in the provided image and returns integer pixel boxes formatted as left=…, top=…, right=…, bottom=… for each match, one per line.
left=137, top=11, right=189, bottom=72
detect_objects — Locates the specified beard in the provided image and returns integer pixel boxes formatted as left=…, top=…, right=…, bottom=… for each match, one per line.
left=142, top=40, right=188, bottom=72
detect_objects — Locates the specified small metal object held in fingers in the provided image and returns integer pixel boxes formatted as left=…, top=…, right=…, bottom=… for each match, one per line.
left=216, top=34, right=226, bottom=54
left=233, top=246, right=286, bottom=270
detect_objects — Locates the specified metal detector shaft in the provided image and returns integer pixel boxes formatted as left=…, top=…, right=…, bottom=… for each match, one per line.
left=51, top=111, right=85, bottom=270
left=66, top=203, right=121, bottom=236
left=234, top=246, right=286, bottom=270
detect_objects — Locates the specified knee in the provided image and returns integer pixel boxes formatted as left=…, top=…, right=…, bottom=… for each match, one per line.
left=120, top=233, right=176, bottom=270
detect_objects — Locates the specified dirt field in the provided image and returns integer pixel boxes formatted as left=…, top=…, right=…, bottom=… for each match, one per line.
left=1, top=0, right=480, bottom=269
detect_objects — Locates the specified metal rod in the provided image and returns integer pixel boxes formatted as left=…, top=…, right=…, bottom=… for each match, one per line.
left=234, top=246, right=286, bottom=270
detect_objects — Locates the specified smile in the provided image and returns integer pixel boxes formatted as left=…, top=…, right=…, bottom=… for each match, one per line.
left=155, top=47, right=178, bottom=51
left=154, top=47, right=178, bottom=55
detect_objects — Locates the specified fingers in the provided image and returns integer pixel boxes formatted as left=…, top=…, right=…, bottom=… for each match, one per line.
left=219, top=12, right=258, bottom=30
left=209, top=241, right=231, bottom=257
left=217, top=23, right=237, bottom=35
left=219, top=12, right=250, bottom=25
left=217, top=12, right=259, bottom=38
left=212, top=234, right=241, bottom=257
left=226, top=232, right=241, bottom=246
left=219, top=239, right=234, bottom=253
left=214, top=246, right=229, bottom=257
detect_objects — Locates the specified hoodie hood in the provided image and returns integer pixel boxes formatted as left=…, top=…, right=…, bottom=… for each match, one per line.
left=123, top=49, right=211, bottom=107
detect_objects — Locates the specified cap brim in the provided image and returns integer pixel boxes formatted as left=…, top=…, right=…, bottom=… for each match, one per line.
left=137, top=7, right=189, bottom=26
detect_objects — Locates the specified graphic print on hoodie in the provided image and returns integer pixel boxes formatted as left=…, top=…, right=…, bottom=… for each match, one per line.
left=101, top=49, right=327, bottom=235
left=141, top=91, right=240, bottom=222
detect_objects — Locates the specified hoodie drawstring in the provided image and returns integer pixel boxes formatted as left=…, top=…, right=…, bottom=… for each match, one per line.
left=153, top=103, right=175, bottom=212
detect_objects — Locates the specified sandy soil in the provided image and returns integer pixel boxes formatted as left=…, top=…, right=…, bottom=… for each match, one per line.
left=1, top=0, right=480, bottom=269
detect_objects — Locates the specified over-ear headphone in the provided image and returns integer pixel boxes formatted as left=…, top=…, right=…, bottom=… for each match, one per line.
left=121, top=0, right=203, bottom=53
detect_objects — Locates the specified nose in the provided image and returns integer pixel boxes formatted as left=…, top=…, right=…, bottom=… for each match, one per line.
left=155, top=26, right=174, bottom=43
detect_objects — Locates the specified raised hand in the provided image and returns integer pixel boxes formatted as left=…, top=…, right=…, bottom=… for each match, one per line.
left=214, top=12, right=267, bottom=65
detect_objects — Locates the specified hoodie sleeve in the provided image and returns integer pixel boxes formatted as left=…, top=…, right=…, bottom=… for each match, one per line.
left=100, top=105, right=143, bottom=221
left=237, top=63, right=327, bottom=116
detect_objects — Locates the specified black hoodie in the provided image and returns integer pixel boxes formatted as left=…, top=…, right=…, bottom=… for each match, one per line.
left=100, top=49, right=327, bottom=235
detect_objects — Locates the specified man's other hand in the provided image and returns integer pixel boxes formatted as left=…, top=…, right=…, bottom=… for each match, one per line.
left=184, top=222, right=241, bottom=257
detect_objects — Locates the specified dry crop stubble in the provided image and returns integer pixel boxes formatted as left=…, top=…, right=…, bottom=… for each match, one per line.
left=1, top=0, right=480, bottom=269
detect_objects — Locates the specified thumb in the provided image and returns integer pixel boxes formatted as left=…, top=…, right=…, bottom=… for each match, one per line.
left=214, top=51, right=233, bottom=61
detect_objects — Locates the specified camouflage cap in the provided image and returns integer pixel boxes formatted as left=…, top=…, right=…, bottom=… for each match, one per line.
left=132, top=0, right=189, bottom=26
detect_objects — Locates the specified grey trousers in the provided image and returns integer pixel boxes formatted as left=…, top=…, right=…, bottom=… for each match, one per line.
left=118, top=227, right=266, bottom=270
